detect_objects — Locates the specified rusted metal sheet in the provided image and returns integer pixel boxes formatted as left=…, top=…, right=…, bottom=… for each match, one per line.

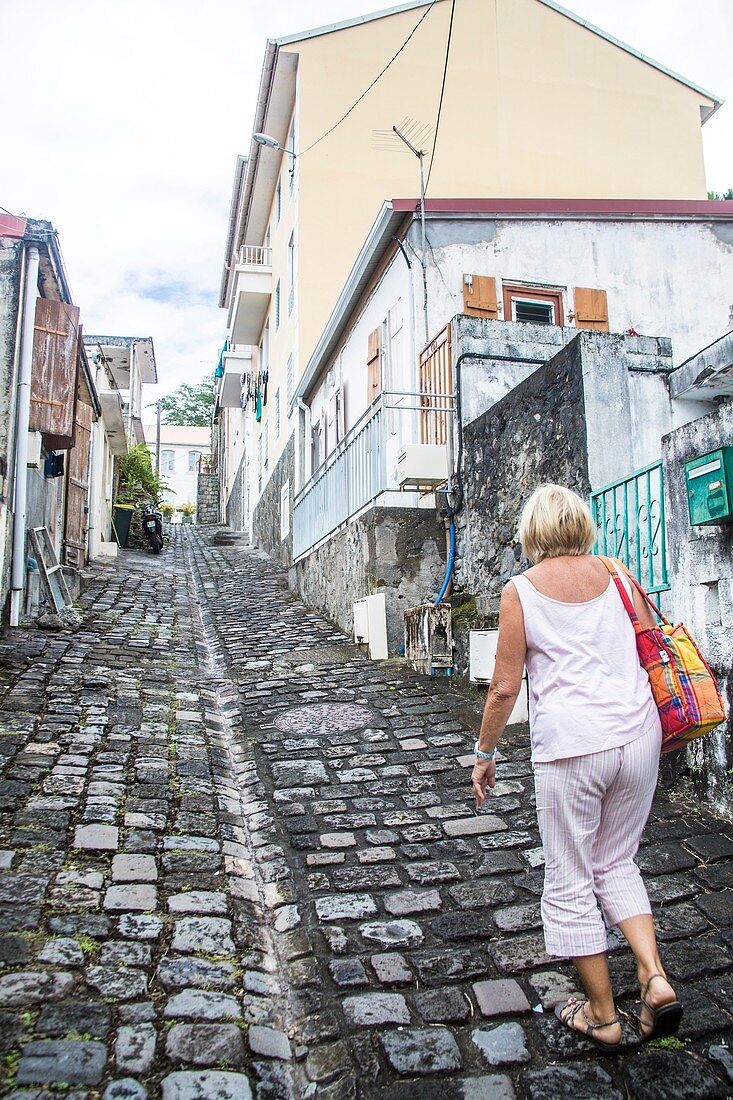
left=63, top=398, right=92, bottom=567
left=404, top=602, right=453, bottom=676
left=30, top=298, right=80, bottom=447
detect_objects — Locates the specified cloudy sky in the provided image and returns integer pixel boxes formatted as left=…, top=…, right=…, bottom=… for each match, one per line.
left=3, top=0, right=731, bottom=397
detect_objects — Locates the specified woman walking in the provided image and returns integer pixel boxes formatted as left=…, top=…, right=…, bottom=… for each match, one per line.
left=471, top=484, right=682, bottom=1051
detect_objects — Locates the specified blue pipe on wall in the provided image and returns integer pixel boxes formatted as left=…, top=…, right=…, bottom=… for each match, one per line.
left=434, top=520, right=456, bottom=604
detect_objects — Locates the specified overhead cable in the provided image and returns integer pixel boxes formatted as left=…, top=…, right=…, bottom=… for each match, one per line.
left=425, top=0, right=456, bottom=194
left=298, top=0, right=440, bottom=159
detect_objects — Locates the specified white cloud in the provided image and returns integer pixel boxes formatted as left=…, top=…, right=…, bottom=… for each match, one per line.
left=3, top=0, right=731, bottom=397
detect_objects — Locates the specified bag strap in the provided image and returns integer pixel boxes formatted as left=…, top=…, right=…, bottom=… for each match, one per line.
left=598, top=556, right=670, bottom=629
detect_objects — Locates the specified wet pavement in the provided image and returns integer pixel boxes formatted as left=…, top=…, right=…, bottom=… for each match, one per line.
left=0, top=526, right=732, bottom=1099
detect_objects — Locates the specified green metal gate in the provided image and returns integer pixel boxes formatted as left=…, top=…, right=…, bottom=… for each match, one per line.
left=590, top=462, right=669, bottom=595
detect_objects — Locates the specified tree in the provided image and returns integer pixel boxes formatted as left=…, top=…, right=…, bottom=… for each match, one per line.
left=159, top=373, right=215, bottom=426
left=707, top=189, right=733, bottom=200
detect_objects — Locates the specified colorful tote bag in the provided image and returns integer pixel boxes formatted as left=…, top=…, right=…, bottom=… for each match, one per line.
left=600, top=557, right=726, bottom=753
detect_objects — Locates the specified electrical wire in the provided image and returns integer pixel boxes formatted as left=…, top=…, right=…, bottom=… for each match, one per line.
left=425, top=0, right=456, bottom=194
left=298, top=0, right=440, bottom=159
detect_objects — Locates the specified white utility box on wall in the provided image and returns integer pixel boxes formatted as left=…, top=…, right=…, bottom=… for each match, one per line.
left=397, top=444, right=449, bottom=489
left=353, top=593, right=388, bottom=660
left=27, top=432, right=42, bottom=469
left=470, top=629, right=529, bottom=725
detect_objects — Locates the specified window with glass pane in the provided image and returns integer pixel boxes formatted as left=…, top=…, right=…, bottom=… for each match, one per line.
left=288, top=233, right=295, bottom=314
left=161, top=449, right=175, bottom=472
left=275, top=389, right=281, bottom=438
left=188, top=451, right=200, bottom=472
left=275, top=179, right=282, bottom=223
left=503, top=285, right=564, bottom=326
left=275, top=281, right=281, bottom=329
left=288, top=118, right=296, bottom=192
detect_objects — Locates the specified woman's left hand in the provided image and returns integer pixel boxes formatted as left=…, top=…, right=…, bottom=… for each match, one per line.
left=472, top=759, right=496, bottom=807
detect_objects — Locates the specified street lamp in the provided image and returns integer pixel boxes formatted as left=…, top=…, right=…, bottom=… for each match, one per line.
left=253, top=132, right=296, bottom=178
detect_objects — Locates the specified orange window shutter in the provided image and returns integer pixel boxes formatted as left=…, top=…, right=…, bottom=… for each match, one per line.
left=463, top=275, right=498, bottom=319
left=367, top=327, right=382, bottom=394
left=574, top=287, right=609, bottom=332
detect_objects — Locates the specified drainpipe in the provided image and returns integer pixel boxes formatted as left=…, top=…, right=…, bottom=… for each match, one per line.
left=86, top=365, right=103, bottom=560
left=9, top=245, right=40, bottom=626
left=296, top=398, right=311, bottom=492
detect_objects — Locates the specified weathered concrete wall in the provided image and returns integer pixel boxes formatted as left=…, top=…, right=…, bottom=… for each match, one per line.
left=292, top=505, right=447, bottom=654
left=425, top=215, right=733, bottom=368
left=455, top=319, right=675, bottom=490
left=253, top=437, right=294, bottom=566
left=662, top=402, right=733, bottom=820
left=0, top=238, right=22, bottom=614
left=196, top=473, right=220, bottom=525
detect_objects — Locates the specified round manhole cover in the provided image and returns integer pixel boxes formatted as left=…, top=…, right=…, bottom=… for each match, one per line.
left=275, top=702, right=377, bottom=737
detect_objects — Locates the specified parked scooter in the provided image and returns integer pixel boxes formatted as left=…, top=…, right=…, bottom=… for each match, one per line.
left=141, top=502, right=164, bottom=554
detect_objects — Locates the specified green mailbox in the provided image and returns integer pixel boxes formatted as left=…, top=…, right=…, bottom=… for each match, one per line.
left=685, top=447, right=733, bottom=526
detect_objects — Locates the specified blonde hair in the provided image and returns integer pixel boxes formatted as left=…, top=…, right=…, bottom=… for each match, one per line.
left=519, top=484, right=596, bottom=563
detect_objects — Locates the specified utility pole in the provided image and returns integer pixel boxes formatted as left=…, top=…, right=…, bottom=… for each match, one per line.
left=393, top=124, right=430, bottom=345
left=155, top=400, right=161, bottom=476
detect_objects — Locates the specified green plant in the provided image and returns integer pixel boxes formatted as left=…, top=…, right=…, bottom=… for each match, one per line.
left=116, top=444, right=168, bottom=508
left=648, top=1035, right=688, bottom=1050
left=180, top=501, right=196, bottom=516
left=161, top=502, right=175, bottom=519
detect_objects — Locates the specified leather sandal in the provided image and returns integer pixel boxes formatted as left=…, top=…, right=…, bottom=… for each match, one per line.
left=638, top=973, right=683, bottom=1042
left=554, top=997, right=623, bottom=1053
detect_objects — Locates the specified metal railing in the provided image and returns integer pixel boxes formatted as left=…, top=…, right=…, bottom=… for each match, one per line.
left=591, top=462, right=669, bottom=594
left=293, top=391, right=454, bottom=560
left=236, top=245, right=272, bottom=267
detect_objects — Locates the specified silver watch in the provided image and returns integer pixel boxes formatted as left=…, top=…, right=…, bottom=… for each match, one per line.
left=474, top=740, right=496, bottom=761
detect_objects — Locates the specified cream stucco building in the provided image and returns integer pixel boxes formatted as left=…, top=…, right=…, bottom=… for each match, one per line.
left=216, top=0, right=721, bottom=546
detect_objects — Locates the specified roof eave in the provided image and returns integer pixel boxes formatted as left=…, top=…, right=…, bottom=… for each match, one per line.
left=535, top=0, right=723, bottom=113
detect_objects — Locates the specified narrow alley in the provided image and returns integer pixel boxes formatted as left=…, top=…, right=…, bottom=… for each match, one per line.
left=0, top=529, right=732, bottom=1099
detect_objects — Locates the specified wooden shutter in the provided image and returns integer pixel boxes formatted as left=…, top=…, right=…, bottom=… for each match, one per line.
left=573, top=287, right=609, bottom=332
left=463, top=275, right=498, bottom=318
left=30, top=299, right=80, bottom=447
left=367, top=326, right=382, bottom=396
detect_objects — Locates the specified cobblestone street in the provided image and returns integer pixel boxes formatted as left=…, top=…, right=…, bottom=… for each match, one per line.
left=1, top=527, right=732, bottom=1099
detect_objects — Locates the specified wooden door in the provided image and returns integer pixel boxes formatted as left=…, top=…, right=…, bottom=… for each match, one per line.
left=64, top=400, right=93, bottom=567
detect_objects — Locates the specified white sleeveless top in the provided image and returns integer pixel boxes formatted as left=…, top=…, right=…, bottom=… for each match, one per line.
left=511, top=569, right=660, bottom=763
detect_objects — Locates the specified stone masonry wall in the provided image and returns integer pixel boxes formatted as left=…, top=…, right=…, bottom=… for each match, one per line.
left=196, top=473, right=220, bottom=525
left=662, top=401, right=733, bottom=820
left=253, top=437, right=294, bottom=567
left=292, top=506, right=447, bottom=655
left=451, top=337, right=590, bottom=674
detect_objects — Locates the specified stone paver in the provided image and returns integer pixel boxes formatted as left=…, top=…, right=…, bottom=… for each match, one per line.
left=0, top=526, right=731, bottom=1098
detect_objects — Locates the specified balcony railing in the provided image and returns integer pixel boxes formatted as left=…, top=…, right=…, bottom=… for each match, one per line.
left=293, top=391, right=454, bottom=560
left=591, top=462, right=669, bottom=595
left=236, top=245, right=272, bottom=267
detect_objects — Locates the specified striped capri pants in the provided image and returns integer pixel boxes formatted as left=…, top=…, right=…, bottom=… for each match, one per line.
left=533, top=723, right=662, bottom=958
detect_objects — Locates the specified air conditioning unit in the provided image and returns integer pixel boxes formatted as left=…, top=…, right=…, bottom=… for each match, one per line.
left=353, top=593, right=388, bottom=660
left=404, top=602, right=452, bottom=676
left=397, top=444, right=449, bottom=489
left=470, top=629, right=529, bottom=725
